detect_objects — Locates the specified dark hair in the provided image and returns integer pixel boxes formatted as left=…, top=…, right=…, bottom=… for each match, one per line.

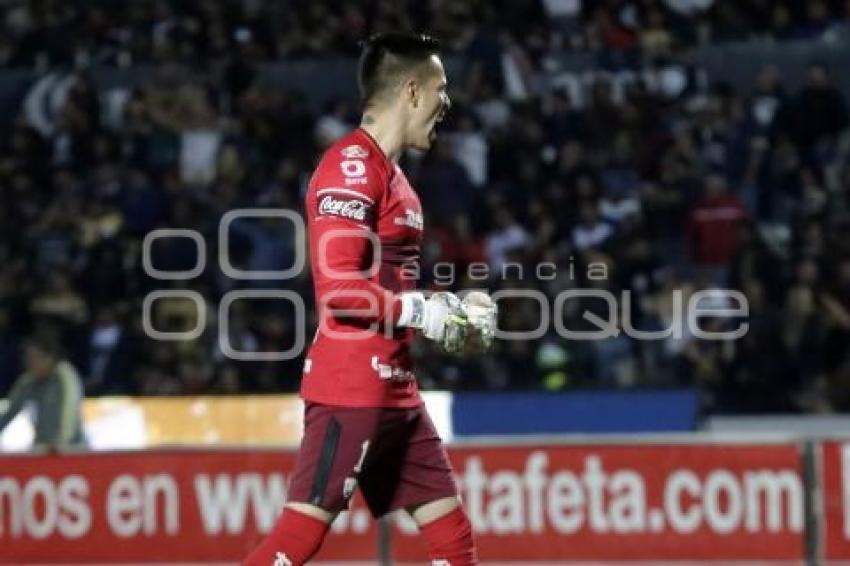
left=358, top=32, right=441, bottom=105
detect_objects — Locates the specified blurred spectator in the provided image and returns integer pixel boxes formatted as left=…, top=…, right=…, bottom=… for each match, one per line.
left=485, top=208, right=531, bottom=269
left=83, top=307, right=133, bottom=395
left=685, top=174, right=747, bottom=272
left=0, top=333, right=86, bottom=449
left=572, top=202, right=614, bottom=251
left=176, top=85, right=222, bottom=185
left=822, top=257, right=850, bottom=410
left=419, top=138, right=476, bottom=226
left=427, top=214, right=486, bottom=286
left=748, top=66, right=786, bottom=135
left=314, top=99, right=354, bottom=148
left=30, top=271, right=89, bottom=329
left=449, top=113, right=488, bottom=188
left=788, top=64, right=848, bottom=152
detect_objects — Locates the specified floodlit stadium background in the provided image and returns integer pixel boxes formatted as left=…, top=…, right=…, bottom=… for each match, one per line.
left=3, top=0, right=850, bottom=564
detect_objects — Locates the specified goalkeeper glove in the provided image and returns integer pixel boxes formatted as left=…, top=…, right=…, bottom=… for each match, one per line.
left=462, top=291, right=498, bottom=352
left=398, top=291, right=468, bottom=353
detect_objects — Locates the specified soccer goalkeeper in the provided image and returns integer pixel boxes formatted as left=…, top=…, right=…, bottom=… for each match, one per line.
left=243, top=33, right=497, bottom=566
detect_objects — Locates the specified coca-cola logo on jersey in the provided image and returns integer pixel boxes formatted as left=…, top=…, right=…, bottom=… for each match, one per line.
left=319, top=195, right=371, bottom=221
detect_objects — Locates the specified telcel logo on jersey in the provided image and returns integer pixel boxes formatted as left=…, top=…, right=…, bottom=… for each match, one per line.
left=319, top=196, right=370, bottom=221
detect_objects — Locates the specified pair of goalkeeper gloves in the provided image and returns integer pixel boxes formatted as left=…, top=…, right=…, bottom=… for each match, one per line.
left=398, top=291, right=498, bottom=354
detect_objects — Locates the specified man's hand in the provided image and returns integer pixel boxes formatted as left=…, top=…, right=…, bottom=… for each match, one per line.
left=398, top=292, right=468, bottom=353
left=462, top=291, right=497, bottom=353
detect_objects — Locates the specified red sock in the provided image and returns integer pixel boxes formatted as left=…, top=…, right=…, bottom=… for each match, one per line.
left=243, top=507, right=329, bottom=566
left=419, top=506, right=479, bottom=566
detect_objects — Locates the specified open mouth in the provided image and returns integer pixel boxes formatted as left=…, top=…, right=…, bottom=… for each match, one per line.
left=429, top=111, right=445, bottom=140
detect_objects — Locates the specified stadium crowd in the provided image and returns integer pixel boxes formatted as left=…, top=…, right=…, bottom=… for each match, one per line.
left=1, top=0, right=850, bottom=415
left=1, top=0, right=850, bottom=67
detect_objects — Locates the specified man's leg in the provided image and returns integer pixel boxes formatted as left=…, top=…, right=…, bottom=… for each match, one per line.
left=360, top=406, right=478, bottom=565
left=409, top=496, right=477, bottom=566
left=243, top=404, right=381, bottom=565
left=243, top=503, right=333, bottom=566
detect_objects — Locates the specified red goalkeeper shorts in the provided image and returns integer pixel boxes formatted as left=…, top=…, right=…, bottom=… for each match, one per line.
left=287, top=402, right=458, bottom=517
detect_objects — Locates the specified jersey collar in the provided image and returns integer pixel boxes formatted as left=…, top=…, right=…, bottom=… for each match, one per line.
left=356, top=127, right=395, bottom=179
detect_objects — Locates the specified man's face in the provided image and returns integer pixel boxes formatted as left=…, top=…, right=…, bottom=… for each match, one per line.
left=24, top=344, right=56, bottom=379
left=405, top=55, right=450, bottom=151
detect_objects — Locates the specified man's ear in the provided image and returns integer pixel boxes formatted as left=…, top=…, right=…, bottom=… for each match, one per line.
left=405, top=78, right=419, bottom=108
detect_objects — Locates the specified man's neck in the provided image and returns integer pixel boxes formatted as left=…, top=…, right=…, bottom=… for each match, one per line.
left=360, top=109, right=405, bottom=162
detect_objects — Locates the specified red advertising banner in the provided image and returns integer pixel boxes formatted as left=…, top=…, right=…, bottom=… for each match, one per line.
left=397, top=443, right=805, bottom=562
left=820, top=440, right=850, bottom=560
left=0, top=449, right=378, bottom=564
left=0, top=443, right=805, bottom=564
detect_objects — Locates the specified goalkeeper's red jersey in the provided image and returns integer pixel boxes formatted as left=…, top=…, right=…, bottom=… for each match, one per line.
left=300, top=128, right=424, bottom=408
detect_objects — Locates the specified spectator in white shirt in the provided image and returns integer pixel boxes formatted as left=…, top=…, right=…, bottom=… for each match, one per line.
left=573, top=202, right=613, bottom=251
left=485, top=208, right=531, bottom=269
